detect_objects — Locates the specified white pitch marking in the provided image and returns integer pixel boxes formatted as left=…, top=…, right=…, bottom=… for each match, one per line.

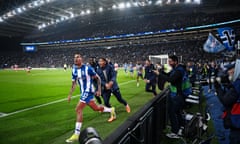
left=0, top=112, right=7, bottom=117
left=0, top=80, right=135, bottom=118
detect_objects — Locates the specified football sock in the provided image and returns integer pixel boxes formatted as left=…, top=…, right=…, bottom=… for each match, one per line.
left=74, top=122, right=82, bottom=135
left=103, top=107, right=112, bottom=112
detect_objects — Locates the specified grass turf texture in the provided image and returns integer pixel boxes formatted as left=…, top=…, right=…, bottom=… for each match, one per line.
left=0, top=69, right=218, bottom=144
left=0, top=69, right=153, bottom=144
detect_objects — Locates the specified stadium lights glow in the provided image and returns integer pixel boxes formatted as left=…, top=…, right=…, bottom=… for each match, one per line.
left=126, top=2, right=131, bottom=8
left=155, top=0, right=162, bottom=5
left=0, top=0, right=201, bottom=29
left=86, top=9, right=91, bottom=14
left=132, top=2, right=138, bottom=7
left=65, top=16, right=69, bottom=20
left=7, top=12, right=13, bottom=17
left=70, top=12, right=74, bottom=18
left=112, top=4, right=117, bottom=9
left=17, top=8, right=23, bottom=13
left=33, top=1, right=39, bottom=7
left=40, top=0, right=45, bottom=4
left=81, top=11, right=85, bottom=15
left=99, top=7, right=103, bottom=12
left=0, top=0, right=56, bottom=22
left=12, top=10, right=17, bottom=15
left=118, top=3, right=126, bottom=9
left=194, top=0, right=201, bottom=4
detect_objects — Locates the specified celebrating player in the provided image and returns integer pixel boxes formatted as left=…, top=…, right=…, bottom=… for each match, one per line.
left=66, top=54, right=116, bottom=143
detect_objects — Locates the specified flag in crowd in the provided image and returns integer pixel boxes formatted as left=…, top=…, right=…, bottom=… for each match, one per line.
left=217, top=27, right=235, bottom=51
left=203, top=33, right=225, bottom=53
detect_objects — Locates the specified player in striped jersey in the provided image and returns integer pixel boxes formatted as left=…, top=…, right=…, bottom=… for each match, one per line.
left=66, top=54, right=116, bottom=143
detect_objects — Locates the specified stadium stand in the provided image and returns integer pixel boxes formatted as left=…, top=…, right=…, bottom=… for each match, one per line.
left=1, top=9, right=239, bottom=69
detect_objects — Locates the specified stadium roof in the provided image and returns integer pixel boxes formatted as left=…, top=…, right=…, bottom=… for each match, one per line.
left=0, top=0, right=239, bottom=39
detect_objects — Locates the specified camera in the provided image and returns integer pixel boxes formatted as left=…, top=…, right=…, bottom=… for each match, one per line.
left=215, top=73, right=231, bottom=86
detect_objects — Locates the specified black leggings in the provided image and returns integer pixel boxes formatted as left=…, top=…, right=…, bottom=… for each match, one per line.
left=102, top=89, right=127, bottom=108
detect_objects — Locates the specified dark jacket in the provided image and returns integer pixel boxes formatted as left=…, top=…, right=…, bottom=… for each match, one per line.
left=215, top=78, right=240, bottom=108
left=96, top=64, right=119, bottom=91
left=144, top=64, right=157, bottom=83
left=158, top=64, right=184, bottom=96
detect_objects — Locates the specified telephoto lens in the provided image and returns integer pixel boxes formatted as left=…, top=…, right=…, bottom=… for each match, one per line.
left=79, top=127, right=103, bottom=144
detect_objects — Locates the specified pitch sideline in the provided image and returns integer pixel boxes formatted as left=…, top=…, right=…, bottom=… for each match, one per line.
left=0, top=80, right=136, bottom=118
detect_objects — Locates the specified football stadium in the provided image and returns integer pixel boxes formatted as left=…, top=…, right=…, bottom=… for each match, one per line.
left=1, top=0, right=240, bottom=144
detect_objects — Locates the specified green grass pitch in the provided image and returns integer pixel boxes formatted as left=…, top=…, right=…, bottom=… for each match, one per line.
left=0, top=69, right=153, bottom=144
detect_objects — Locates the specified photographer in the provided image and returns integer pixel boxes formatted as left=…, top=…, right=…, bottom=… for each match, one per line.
left=214, top=63, right=240, bottom=144
left=208, top=61, right=218, bottom=92
left=155, top=55, right=185, bottom=139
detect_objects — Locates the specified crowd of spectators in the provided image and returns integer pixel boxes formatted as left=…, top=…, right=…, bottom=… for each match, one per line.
left=1, top=7, right=239, bottom=69
left=0, top=39, right=225, bottom=69
left=25, top=8, right=240, bottom=42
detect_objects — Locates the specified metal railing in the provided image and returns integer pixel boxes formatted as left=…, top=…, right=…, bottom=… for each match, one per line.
left=103, top=88, right=169, bottom=144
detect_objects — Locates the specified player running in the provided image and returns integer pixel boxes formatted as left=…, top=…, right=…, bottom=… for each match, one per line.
left=66, top=54, right=116, bottom=143
left=136, top=61, right=144, bottom=87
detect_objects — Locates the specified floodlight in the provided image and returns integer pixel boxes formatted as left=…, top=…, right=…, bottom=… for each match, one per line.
left=40, top=0, right=45, bottom=4
left=155, top=0, right=162, bottom=5
left=42, top=23, right=46, bottom=28
left=126, top=2, right=131, bottom=8
left=22, top=6, right=27, bottom=11
left=99, top=7, right=103, bottom=12
left=148, top=0, right=152, bottom=5
left=81, top=11, right=85, bottom=15
left=17, top=8, right=22, bottom=13
left=34, top=1, right=38, bottom=7
left=65, top=16, right=69, bottom=20
left=112, top=4, right=117, bottom=9
left=28, top=3, right=34, bottom=8
left=118, top=3, right=125, bottom=9
left=70, top=12, right=74, bottom=18
left=86, top=9, right=91, bottom=14
left=12, top=10, right=17, bottom=15
left=133, top=2, right=138, bottom=7
left=7, top=12, right=13, bottom=17
left=0, top=17, right=3, bottom=22
left=194, top=0, right=201, bottom=4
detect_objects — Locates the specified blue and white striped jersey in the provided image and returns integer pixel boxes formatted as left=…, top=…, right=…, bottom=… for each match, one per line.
left=72, top=64, right=96, bottom=94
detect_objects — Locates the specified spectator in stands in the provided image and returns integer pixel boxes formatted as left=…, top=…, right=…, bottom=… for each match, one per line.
left=214, top=62, right=240, bottom=144
left=186, top=61, right=197, bottom=86
left=208, top=61, right=218, bottom=92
